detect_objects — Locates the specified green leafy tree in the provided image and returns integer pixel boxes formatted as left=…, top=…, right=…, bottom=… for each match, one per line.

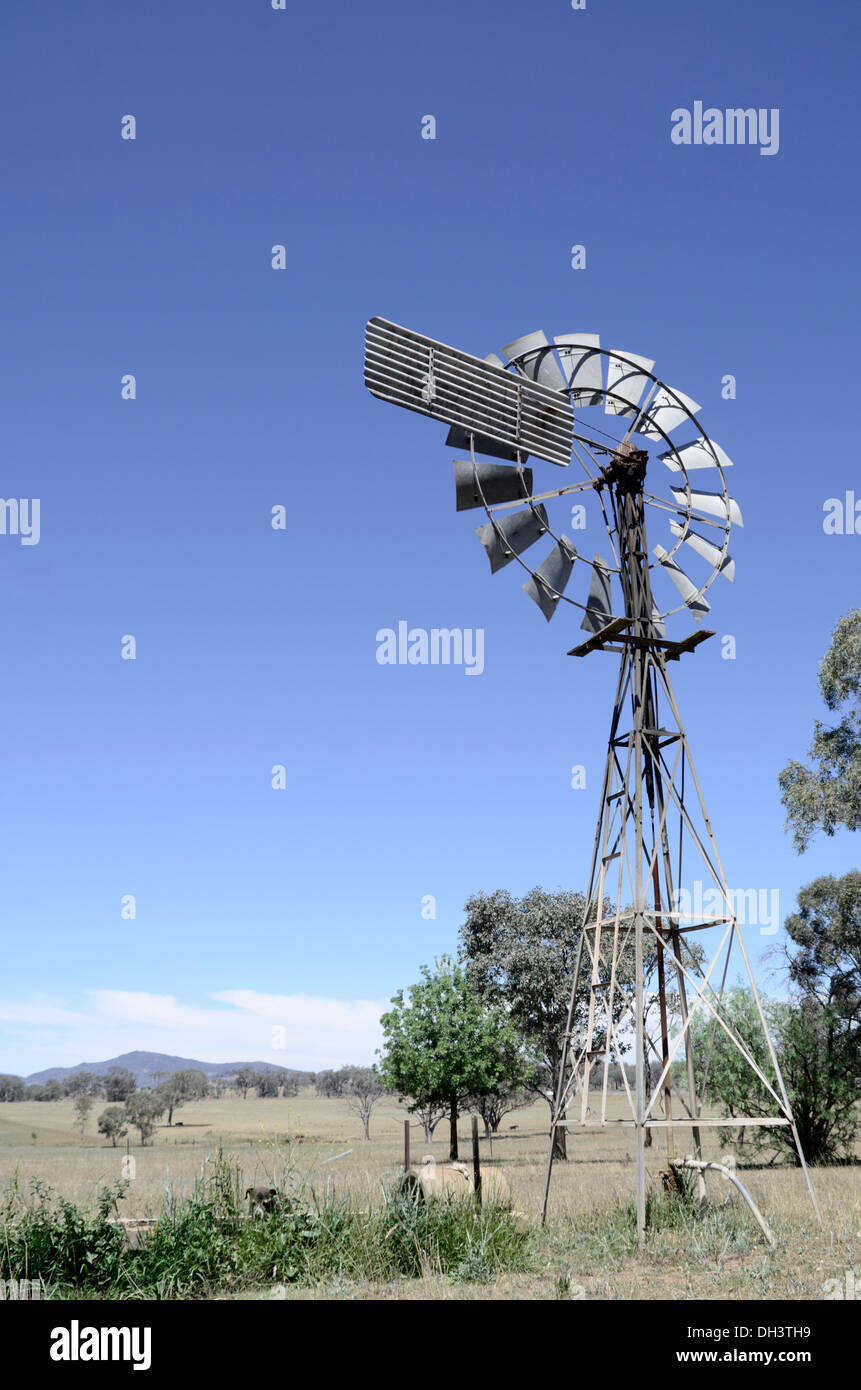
left=124, top=1090, right=165, bottom=1146
left=97, top=1105, right=128, bottom=1147
left=688, top=986, right=859, bottom=1165
left=315, top=1069, right=345, bottom=1098
left=772, top=873, right=860, bottom=1161
left=780, top=610, right=861, bottom=850
left=378, top=957, right=530, bottom=1160
left=686, top=987, right=772, bottom=1147
left=233, top=1066, right=255, bottom=1100
left=274, top=1068, right=299, bottom=1097
left=103, top=1067, right=137, bottom=1103
left=779, top=873, right=861, bottom=1021
left=156, top=1069, right=208, bottom=1125
left=73, top=1093, right=93, bottom=1142
left=770, top=997, right=859, bottom=1163
left=0, top=1076, right=25, bottom=1101
left=690, top=876, right=861, bottom=1165
left=460, top=885, right=704, bottom=1157
left=255, top=1070, right=280, bottom=1098
left=63, top=1070, right=99, bottom=1098
left=459, top=886, right=613, bottom=1159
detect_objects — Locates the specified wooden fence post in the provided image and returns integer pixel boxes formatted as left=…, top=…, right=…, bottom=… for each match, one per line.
left=472, top=1114, right=481, bottom=1205
left=404, top=1119, right=410, bottom=1177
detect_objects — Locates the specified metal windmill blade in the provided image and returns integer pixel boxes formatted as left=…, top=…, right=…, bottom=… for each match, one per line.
left=653, top=544, right=711, bottom=620
left=605, top=350, right=655, bottom=417
left=523, top=537, right=578, bottom=620
left=580, top=554, right=614, bottom=632
left=668, top=520, right=735, bottom=581
left=454, top=460, right=534, bottom=510
left=364, top=318, right=573, bottom=466
left=650, top=601, right=667, bottom=639
left=634, top=385, right=701, bottom=440
left=475, top=505, right=549, bottom=573
left=670, top=486, right=743, bottom=527
left=444, top=425, right=527, bottom=462
left=660, top=438, right=734, bottom=472
left=503, top=331, right=568, bottom=393
left=553, top=333, right=603, bottom=406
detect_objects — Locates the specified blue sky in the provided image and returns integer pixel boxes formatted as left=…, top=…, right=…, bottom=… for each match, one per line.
left=0, top=0, right=858, bottom=1075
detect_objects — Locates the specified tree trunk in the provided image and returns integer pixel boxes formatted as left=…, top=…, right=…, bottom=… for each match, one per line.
left=551, top=1108, right=567, bottom=1161
left=449, top=1099, right=459, bottom=1160
left=547, top=1060, right=568, bottom=1160
left=484, top=1117, right=492, bottom=1141
left=363, top=1114, right=370, bottom=1140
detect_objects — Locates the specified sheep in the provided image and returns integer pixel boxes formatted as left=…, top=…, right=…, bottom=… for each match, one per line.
left=400, top=1155, right=512, bottom=1206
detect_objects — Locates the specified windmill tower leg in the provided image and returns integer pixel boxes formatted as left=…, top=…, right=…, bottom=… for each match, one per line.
left=540, top=647, right=631, bottom=1220
left=541, top=474, right=817, bottom=1236
left=633, top=647, right=648, bottom=1247
left=642, top=656, right=707, bottom=1213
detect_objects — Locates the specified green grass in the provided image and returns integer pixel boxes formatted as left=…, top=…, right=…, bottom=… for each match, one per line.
left=0, top=1148, right=529, bottom=1299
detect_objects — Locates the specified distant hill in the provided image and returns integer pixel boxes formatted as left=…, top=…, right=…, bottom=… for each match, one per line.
left=24, top=1051, right=302, bottom=1089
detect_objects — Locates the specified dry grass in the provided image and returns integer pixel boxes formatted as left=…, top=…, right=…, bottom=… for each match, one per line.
left=2, top=1092, right=859, bottom=1300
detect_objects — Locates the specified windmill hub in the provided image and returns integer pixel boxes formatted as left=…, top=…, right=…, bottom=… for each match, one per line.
left=599, top=446, right=649, bottom=495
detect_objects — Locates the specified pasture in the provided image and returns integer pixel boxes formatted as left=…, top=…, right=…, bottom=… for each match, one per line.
left=1, top=1093, right=858, bottom=1300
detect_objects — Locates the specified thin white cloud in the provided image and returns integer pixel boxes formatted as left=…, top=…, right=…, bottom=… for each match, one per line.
left=0, top=995, right=98, bottom=1027
left=0, top=989, right=386, bottom=1077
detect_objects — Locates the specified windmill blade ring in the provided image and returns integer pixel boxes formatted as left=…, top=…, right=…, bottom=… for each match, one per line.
left=494, top=334, right=738, bottom=623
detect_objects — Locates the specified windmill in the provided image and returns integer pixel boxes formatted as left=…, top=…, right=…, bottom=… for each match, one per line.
left=364, top=317, right=819, bottom=1243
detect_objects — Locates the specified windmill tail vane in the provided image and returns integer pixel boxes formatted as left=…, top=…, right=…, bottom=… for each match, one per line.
left=364, top=316, right=819, bottom=1244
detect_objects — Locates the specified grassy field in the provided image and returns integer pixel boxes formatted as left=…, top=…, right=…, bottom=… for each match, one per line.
left=1, top=1093, right=859, bottom=1300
